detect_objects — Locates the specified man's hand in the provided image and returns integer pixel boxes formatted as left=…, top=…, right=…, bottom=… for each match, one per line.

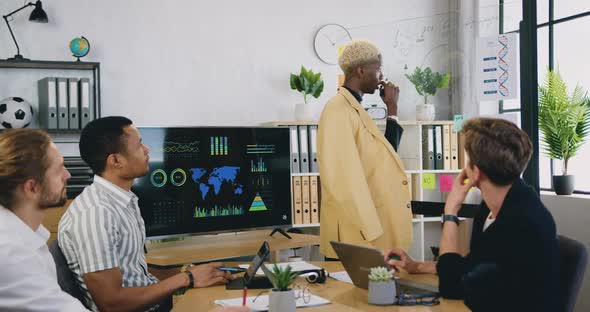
left=188, top=262, right=232, bottom=288
left=444, top=169, right=475, bottom=216
left=380, top=81, right=400, bottom=116
left=208, top=307, right=250, bottom=312
left=384, top=248, right=419, bottom=273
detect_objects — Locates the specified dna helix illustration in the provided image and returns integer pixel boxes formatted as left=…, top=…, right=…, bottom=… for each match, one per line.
left=497, top=35, right=510, bottom=97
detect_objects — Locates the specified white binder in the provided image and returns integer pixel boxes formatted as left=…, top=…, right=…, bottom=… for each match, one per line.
left=308, top=125, right=319, bottom=173
left=57, top=78, right=69, bottom=129
left=298, top=126, right=309, bottom=173
left=68, top=78, right=80, bottom=129
left=443, top=125, right=452, bottom=170
left=79, top=78, right=93, bottom=128
left=289, top=126, right=300, bottom=173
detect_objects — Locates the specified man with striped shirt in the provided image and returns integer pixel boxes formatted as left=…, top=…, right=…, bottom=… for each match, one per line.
left=59, top=117, right=240, bottom=312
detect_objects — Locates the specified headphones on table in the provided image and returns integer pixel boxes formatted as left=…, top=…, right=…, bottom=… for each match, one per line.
left=296, top=269, right=328, bottom=284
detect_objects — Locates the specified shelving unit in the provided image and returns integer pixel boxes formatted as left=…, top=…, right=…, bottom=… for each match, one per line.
left=263, top=119, right=473, bottom=261
left=291, top=172, right=320, bottom=177
left=381, top=119, right=471, bottom=261
left=0, top=60, right=101, bottom=146
left=0, top=60, right=102, bottom=195
left=0, top=59, right=101, bottom=122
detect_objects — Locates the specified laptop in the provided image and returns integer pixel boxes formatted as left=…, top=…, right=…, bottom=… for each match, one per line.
left=330, top=241, right=439, bottom=296
left=226, top=241, right=273, bottom=289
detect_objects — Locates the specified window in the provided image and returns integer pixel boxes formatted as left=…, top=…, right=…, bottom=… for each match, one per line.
left=499, top=1, right=590, bottom=193
left=555, top=1, right=590, bottom=20
left=553, top=16, right=590, bottom=192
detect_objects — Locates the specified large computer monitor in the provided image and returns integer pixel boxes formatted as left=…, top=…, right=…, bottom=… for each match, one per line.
left=132, top=127, right=292, bottom=238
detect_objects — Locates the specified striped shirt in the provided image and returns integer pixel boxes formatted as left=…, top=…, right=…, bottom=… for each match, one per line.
left=58, top=175, right=159, bottom=312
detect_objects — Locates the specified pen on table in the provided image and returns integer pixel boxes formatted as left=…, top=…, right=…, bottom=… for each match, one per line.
left=242, top=287, right=247, bottom=306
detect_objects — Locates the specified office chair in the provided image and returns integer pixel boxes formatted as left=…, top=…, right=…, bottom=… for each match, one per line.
left=558, top=235, right=588, bottom=312
left=48, top=240, right=88, bottom=308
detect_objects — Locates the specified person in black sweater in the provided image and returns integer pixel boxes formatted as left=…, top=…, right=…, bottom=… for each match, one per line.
left=384, top=117, right=560, bottom=311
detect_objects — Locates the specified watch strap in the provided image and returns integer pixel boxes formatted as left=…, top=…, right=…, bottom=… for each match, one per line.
left=185, top=270, right=195, bottom=288
left=442, top=214, right=460, bottom=225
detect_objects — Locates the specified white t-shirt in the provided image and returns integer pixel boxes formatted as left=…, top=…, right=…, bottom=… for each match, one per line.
left=483, top=212, right=496, bottom=231
left=0, top=206, right=89, bottom=311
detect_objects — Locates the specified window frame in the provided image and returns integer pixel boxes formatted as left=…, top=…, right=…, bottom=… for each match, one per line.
left=499, top=0, right=590, bottom=194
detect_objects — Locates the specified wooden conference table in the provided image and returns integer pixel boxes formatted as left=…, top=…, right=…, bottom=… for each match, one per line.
left=171, top=262, right=469, bottom=312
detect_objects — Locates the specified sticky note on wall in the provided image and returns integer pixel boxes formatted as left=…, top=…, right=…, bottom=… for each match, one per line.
left=453, top=115, right=465, bottom=132
left=422, top=173, right=436, bottom=190
left=338, top=45, right=345, bottom=57
left=440, top=175, right=453, bottom=192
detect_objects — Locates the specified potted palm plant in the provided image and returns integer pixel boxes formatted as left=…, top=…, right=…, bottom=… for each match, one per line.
left=405, top=66, right=450, bottom=121
left=290, top=66, right=324, bottom=121
left=539, top=69, right=590, bottom=195
left=268, top=264, right=298, bottom=312
left=368, top=267, right=396, bottom=305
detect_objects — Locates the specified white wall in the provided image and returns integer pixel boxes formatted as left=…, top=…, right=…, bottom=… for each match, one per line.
left=0, top=0, right=455, bottom=127
left=542, top=193, right=590, bottom=312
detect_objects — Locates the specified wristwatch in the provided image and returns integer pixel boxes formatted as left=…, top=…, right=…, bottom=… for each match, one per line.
left=184, top=270, right=195, bottom=288
left=183, top=264, right=195, bottom=288
left=441, top=214, right=460, bottom=225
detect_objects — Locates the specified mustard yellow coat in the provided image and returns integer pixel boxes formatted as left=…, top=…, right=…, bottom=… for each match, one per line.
left=317, top=88, right=413, bottom=258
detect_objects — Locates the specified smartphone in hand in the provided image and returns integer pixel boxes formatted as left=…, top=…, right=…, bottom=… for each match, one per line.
left=219, top=267, right=247, bottom=274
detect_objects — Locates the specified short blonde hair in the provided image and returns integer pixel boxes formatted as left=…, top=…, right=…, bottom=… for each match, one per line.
left=338, top=40, right=381, bottom=75
left=0, top=129, right=52, bottom=209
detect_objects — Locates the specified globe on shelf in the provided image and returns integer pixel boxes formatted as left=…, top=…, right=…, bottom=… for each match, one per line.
left=0, top=97, right=34, bottom=129
left=69, top=36, right=90, bottom=61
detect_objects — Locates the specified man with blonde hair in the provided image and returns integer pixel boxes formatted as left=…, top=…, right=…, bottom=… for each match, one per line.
left=0, top=129, right=89, bottom=311
left=317, top=39, right=413, bottom=259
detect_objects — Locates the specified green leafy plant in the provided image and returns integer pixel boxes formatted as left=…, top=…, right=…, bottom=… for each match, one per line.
left=269, top=264, right=299, bottom=291
left=290, top=66, right=324, bottom=104
left=405, top=66, right=450, bottom=105
left=539, top=68, right=590, bottom=175
left=368, top=267, right=394, bottom=282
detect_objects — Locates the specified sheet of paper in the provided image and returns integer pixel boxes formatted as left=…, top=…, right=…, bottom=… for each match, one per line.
left=476, top=33, right=519, bottom=101
left=239, top=261, right=322, bottom=276
left=215, top=292, right=331, bottom=311
left=329, top=271, right=353, bottom=284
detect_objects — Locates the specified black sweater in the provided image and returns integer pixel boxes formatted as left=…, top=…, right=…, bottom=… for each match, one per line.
left=436, top=179, right=560, bottom=311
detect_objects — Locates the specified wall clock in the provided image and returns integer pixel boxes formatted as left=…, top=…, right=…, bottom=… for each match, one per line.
left=313, top=24, right=352, bottom=65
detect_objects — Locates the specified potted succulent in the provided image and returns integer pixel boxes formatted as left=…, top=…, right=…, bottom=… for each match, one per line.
left=290, top=66, right=324, bottom=121
left=268, top=264, right=299, bottom=312
left=368, top=266, right=396, bottom=305
left=405, top=66, right=450, bottom=121
left=539, top=69, right=590, bottom=195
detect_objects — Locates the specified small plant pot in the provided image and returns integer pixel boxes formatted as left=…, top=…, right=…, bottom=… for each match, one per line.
left=269, top=289, right=296, bottom=312
left=416, top=103, right=435, bottom=121
left=295, top=103, right=314, bottom=121
left=553, top=175, right=575, bottom=195
left=368, top=280, right=396, bottom=305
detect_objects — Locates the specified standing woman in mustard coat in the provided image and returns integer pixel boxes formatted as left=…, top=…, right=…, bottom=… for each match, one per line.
left=318, top=40, right=413, bottom=259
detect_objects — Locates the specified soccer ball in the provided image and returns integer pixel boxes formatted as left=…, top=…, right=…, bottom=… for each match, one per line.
left=0, top=97, right=34, bottom=129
